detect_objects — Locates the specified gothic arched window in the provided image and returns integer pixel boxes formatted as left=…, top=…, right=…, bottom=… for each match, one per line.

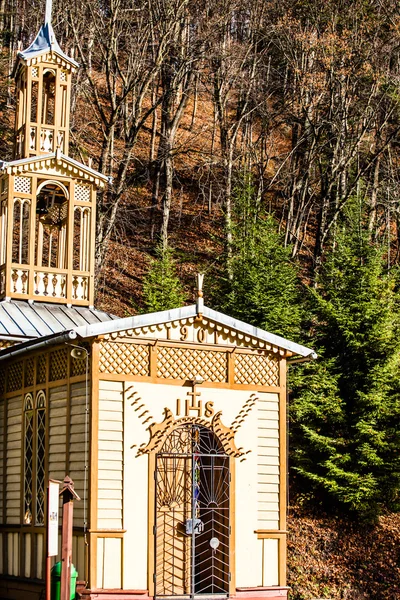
left=42, top=70, right=56, bottom=126
left=23, top=390, right=46, bottom=526
left=35, top=182, right=68, bottom=270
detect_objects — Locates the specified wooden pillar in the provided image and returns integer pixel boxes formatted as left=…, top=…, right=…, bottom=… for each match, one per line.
left=60, top=476, right=80, bottom=600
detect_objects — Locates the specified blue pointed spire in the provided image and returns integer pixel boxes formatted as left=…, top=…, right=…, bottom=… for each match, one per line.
left=16, top=0, right=78, bottom=68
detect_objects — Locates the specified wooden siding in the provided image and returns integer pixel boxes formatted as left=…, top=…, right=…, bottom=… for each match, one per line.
left=257, top=393, right=280, bottom=529
left=7, top=532, right=19, bottom=576
left=6, top=395, right=22, bottom=525
left=69, top=381, right=87, bottom=527
left=49, top=385, right=68, bottom=482
left=98, top=380, right=123, bottom=530
left=0, top=398, right=4, bottom=524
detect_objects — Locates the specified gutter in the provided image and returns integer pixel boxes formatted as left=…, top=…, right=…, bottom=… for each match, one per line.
left=287, top=351, right=318, bottom=365
left=0, top=330, right=77, bottom=361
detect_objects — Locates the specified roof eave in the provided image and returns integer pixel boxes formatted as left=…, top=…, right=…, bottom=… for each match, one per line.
left=0, top=330, right=78, bottom=362
left=0, top=153, right=109, bottom=185
left=0, top=304, right=317, bottom=362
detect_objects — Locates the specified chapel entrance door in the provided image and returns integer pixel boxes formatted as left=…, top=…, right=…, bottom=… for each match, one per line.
left=155, top=424, right=230, bottom=598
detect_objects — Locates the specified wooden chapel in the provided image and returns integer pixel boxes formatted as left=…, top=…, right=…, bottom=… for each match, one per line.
left=0, top=4, right=316, bottom=600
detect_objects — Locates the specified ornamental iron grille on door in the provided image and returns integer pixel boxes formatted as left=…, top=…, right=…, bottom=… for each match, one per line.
left=155, top=424, right=230, bottom=598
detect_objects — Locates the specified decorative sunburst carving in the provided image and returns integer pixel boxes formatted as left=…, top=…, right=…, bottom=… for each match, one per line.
left=137, top=408, right=246, bottom=458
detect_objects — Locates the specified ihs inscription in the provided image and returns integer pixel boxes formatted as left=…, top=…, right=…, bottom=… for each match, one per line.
left=176, top=387, right=214, bottom=418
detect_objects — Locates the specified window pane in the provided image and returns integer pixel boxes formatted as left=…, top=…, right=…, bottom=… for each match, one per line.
left=24, top=410, right=34, bottom=525
left=36, top=406, right=46, bottom=526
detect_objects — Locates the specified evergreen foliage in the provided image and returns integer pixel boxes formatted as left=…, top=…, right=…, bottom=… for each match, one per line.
left=290, top=202, right=400, bottom=519
left=221, top=176, right=303, bottom=340
left=142, top=244, right=186, bottom=313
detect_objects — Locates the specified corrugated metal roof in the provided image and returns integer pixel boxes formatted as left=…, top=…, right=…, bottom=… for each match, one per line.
left=0, top=300, right=117, bottom=340
left=0, top=302, right=316, bottom=361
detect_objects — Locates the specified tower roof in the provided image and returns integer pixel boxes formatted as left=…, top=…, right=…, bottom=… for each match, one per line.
left=17, top=22, right=78, bottom=68
left=13, top=0, right=78, bottom=77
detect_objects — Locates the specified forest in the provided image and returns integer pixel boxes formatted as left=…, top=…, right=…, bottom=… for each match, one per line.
left=1, top=0, right=400, bottom=597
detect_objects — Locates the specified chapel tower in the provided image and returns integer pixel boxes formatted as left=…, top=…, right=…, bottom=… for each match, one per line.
left=0, top=1, right=108, bottom=307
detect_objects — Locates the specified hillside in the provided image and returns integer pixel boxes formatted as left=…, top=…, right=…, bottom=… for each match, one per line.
left=288, top=508, right=400, bottom=600
left=0, top=0, right=400, bottom=597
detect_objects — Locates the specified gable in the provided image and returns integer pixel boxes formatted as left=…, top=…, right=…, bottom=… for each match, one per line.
left=103, top=316, right=288, bottom=354
left=0, top=153, right=108, bottom=188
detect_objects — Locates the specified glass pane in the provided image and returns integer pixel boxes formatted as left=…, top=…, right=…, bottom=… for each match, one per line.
left=24, top=411, right=34, bottom=525
left=36, top=407, right=46, bottom=526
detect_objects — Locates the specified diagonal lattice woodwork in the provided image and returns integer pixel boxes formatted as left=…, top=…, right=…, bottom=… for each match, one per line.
left=157, top=347, right=227, bottom=382
left=234, top=352, right=279, bottom=386
left=25, top=357, right=34, bottom=387
left=99, top=341, right=150, bottom=375
left=7, top=360, right=23, bottom=392
left=71, top=354, right=87, bottom=377
left=49, top=348, right=68, bottom=381
left=36, top=355, right=47, bottom=384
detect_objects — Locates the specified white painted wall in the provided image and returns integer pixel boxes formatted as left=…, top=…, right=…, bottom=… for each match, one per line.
left=120, top=381, right=281, bottom=591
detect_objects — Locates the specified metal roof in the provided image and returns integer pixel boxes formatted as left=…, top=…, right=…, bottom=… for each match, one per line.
left=16, top=23, right=79, bottom=68
left=70, top=304, right=316, bottom=359
left=0, top=302, right=316, bottom=361
left=0, top=300, right=118, bottom=341
left=0, top=151, right=110, bottom=185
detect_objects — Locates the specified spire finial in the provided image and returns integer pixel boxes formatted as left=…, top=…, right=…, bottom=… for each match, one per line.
left=45, top=0, right=52, bottom=25
left=196, top=273, right=204, bottom=316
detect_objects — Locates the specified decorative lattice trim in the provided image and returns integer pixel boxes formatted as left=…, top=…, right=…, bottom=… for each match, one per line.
left=14, top=176, right=32, bottom=194
left=75, top=183, right=91, bottom=202
left=49, top=348, right=68, bottom=381
left=7, top=361, right=23, bottom=392
left=37, top=355, right=47, bottom=384
left=71, top=355, right=87, bottom=377
left=0, top=340, right=14, bottom=351
left=100, top=341, right=150, bottom=376
left=25, top=358, right=35, bottom=387
left=234, top=352, right=279, bottom=386
left=157, top=347, right=227, bottom=382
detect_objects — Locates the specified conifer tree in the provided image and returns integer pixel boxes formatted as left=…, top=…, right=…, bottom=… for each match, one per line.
left=220, top=176, right=302, bottom=340
left=290, top=201, right=400, bottom=519
left=142, top=244, right=186, bottom=312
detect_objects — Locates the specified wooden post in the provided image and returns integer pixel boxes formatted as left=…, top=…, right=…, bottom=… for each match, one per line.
left=60, top=476, right=80, bottom=600
left=46, top=486, right=51, bottom=600
left=46, top=479, right=61, bottom=600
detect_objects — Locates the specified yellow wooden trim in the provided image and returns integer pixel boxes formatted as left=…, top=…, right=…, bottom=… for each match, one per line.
left=5, top=176, right=14, bottom=298
left=149, top=342, right=157, bottom=378
left=254, top=530, right=287, bottom=538
left=147, top=453, right=155, bottom=597
left=229, top=456, right=236, bottom=595
left=227, top=349, right=235, bottom=386
left=66, top=175, right=75, bottom=304
left=278, top=357, right=287, bottom=586
left=88, top=530, right=126, bottom=537
left=89, top=339, right=100, bottom=588
left=102, top=336, right=289, bottom=357
left=99, top=373, right=280, bottom=393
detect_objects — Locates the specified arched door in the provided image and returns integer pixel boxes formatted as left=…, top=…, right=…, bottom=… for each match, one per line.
left=155, top=424, right=230, bottom=598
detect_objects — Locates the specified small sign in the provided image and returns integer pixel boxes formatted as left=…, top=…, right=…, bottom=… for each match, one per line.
left=185, top=518, right=204, bottom=535
left=48, top=481, right=59, bottom=557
